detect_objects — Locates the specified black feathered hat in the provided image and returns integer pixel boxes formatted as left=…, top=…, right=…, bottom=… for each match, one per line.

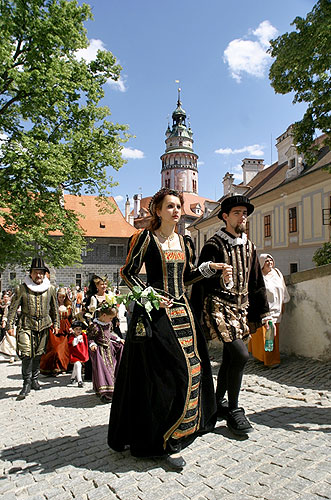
left=218, top=195, right=254, bottom=220
left=29, top=257, right=50, bottom=274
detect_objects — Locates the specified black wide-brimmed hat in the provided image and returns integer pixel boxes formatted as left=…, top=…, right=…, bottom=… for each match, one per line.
left=218, top=195, right=255, bottom=220
left=29, top=257, right=50, bottom=273
left=71, top=320, right=86, bottom=329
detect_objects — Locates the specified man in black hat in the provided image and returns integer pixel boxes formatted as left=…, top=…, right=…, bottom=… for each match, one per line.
left=191, top=195, right=270, bottom=435
left=7, top=257, right=59, bottom=399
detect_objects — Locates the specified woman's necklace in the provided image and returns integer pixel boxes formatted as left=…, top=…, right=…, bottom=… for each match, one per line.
left=159, top=229, right=175, bottom=241
left=157, top=229, right=176, bottom=249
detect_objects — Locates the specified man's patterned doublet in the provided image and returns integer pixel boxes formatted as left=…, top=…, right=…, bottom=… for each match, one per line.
left=192, top=230, right=269, bottom=343
left=7, top=283, right=59, bottom=332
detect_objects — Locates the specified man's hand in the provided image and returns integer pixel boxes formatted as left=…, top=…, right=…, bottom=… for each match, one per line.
left=209, top=263, right=233, bottom=283
left=53, top=326, right=59, bottom=335
left=7, top=329, right=15, bottom=337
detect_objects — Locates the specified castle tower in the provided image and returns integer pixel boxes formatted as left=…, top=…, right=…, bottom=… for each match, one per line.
left=160, top=89, right=199, bottom=193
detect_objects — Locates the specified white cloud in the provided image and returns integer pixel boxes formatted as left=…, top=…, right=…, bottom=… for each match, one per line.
left=253, top=20, right=278, bottom=48
left=114, top=195, right=124, bottom=204
left=223, top=20, right=278, bottom=83
left=75, top=38, right=127, bottom=92
left=107, top=78, right=127, bottom=92
left=215, top=144, right=265, bottom=157
left=122, top=147, right=145, bottom=160
left=75, top=38, right=104, bottom=63
left=197, top=161, right=205, bottom=166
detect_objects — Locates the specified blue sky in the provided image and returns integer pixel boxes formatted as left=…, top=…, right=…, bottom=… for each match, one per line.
left=77, top=0, right=316, bottom=211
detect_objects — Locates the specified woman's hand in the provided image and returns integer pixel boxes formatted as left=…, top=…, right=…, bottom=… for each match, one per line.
left=90, top=345, right=97, bottom=352
left=209, top=263, right=233, bottom=283
left=158, top=296, right=174, bottom=309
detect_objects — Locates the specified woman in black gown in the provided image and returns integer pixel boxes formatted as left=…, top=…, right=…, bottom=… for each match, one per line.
left=108, top=188, right=223, bottom=469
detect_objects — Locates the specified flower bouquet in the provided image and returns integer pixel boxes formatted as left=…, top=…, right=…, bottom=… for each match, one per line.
left=118, top=285, right=163, bottom=320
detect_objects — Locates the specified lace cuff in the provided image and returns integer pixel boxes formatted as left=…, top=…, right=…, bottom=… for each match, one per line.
left=199, top=261, right=217, bottom=278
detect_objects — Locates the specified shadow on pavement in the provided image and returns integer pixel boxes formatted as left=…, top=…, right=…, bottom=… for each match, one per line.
left=40, top=393, right=104, bottom=409
left=250, top=405, right=331, bottom=433
left=212, top=422, right=250, bottom=441
left=1, top=424, right=181, bottom=475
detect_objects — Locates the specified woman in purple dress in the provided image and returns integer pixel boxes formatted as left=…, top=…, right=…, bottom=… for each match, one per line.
left=88, top=305, right=124, bottom=403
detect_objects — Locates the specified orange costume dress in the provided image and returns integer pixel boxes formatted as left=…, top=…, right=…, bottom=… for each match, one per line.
left=40, top=305, right=72, bottom=375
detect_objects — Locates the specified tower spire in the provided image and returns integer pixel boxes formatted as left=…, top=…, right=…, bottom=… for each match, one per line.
left=160, top=89, right=199, bottom=194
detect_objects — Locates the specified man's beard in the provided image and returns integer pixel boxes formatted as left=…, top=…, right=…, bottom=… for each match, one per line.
left=234, top=223, right=246, bottom=235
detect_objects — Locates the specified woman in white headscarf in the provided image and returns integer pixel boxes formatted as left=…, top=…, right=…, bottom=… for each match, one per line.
left=248, top=254, right=290, bottom=367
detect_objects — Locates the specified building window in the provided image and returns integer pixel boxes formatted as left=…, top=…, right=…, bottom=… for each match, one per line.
left=81, top=248, right=87, bottom=257
left=245, top=221, right=250, bottom=239
left=290, top=158, right=296, bottom=168
left=165, top=179, right=170, bottom=188
left=204, top=234, right=207, bottom=244
left=192, top=179, right=197, bottom=193
left=76, top=274, right=82, bottom=288
left=264, top=215, right=271, bottom=238
left=109, top=245, right=124, bottom=258
left=289, top=207, right=297, bottom=233
left=10, top=272, right=16, bottom=282
left=290, top=263, right=298, bottom=274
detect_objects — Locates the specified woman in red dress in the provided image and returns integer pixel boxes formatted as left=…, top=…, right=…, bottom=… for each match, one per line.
left=40, top=288, right=72, bottom=375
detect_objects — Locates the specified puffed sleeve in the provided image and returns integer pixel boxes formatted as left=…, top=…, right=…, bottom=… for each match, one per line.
left=120, top=229, right=150, bottom=291
left=50, top=286, right=60, bottom=328
left=6, top=285, right=22, bottom=330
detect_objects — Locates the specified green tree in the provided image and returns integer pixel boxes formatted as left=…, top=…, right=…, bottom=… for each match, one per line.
left=313, top=241, right=331, bottom=266
left=0, top=0, right=129, bottom=268
left=269, top=0, right=331, bottom=163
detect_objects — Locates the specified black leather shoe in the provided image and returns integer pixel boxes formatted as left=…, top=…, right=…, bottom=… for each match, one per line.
left=226, top=408, right=253, bottom=435
left=17, top=383, right=31, bottom=400
left=31, top=380, right=41, bottom=390
left=217, top=398, right=229, bottom=420
left=165, top=454, right=186, bottom=470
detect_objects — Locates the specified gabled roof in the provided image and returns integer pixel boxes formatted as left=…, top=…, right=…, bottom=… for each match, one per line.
left=132, top=193, right=213, bottom=222
left=63, top=195, right=136, bottom=238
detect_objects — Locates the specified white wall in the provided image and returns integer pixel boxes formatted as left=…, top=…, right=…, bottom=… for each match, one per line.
left=280, top=264, right=331, bottom=361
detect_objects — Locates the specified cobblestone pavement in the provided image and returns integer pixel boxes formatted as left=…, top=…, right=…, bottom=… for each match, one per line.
left=1, top=345, right=330, bottom=500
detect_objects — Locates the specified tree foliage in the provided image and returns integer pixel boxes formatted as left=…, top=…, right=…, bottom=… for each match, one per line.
left=313, top=240, right=331, bottom=266
left=0, top=0, right=129, bottom=268
left=269, top=0, right=331, bottom=164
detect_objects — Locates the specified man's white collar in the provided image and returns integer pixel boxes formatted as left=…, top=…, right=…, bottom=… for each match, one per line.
left=217, top=229, right=247, bottom=246
left=24, top=275, right=51, bottom=293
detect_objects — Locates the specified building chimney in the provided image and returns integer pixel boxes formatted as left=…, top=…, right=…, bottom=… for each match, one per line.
left=133, top=193, right=141, bottom=218
left=241, top=158, right=264, bottom=185
left=222, top=172, right=234, bottom=196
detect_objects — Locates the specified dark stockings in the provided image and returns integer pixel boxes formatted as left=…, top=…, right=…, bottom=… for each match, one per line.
left=215, top=339, right=249, bottom=410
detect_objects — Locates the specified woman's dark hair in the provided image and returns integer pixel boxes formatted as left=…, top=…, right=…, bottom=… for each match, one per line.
left=148, top=188, right=184, bottom=231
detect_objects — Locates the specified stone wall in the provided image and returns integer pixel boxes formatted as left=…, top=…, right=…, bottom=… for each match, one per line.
left=280, top=263, right=331, bottom=361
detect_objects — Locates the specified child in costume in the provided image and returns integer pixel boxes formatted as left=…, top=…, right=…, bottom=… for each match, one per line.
left=68, top=320, right=89, bottom=387
left=88, top=305, right=124, bottom=402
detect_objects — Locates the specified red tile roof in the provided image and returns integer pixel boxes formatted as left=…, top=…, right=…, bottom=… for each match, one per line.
left=63, top=195, right=136, bottom=238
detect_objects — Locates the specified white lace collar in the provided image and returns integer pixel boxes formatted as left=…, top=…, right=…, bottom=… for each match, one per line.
left=24, top=275, right=51, bottom=293
left=93, top=318, right=111, bottom=326
left=216, top=229, right=247, bottom=246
